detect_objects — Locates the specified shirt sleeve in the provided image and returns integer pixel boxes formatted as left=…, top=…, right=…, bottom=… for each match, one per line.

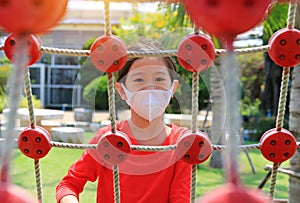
left=169, top=159, right=192, bottom=203
left=56, top=150, right=101, bottom=203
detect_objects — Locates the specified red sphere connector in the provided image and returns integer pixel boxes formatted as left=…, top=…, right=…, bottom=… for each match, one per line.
left=176, top=131, right=212, bottom=165
left=97, top=131, right=131, bottom=165
left=268, top=28, right=300, bottom=67
left=90, top=35, right=128, bottom=73
left=200, top=183, right=271, bottom=203
left=0, top=183, right=38, bottom=203
left=0, top=0, right=68, bottom=33
left=4, top=33, right=42, bottom=66
left=18, top=126, right=52, bottom=159
left=182, top=0, right=272, bottom=38
left=177, top=34, right=215, bottom=72
left=260, top=128, right=297, bottom=163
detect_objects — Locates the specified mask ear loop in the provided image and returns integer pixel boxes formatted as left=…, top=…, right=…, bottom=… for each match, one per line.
left=121, top=83, right=133, bottom=106
left=168, top=81, right=175, bottom=96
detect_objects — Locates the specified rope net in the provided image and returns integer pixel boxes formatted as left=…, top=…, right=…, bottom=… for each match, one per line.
left=0, top=0, right=299, bottom=203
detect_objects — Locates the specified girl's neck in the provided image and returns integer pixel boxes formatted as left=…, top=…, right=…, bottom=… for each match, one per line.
left=128, top=110, right=170, bottom=145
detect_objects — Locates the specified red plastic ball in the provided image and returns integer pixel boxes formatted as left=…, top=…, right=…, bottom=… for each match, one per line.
left=268, top=28, right=300, bottom=67
left=0, top=183, right=37, bottom=203
left=176, top=131, right=212, bottom=164
left=177, top=34, right=215, bottom=72
left=97, top=131, right=131, bottom=165
left=18, top=126, right=52, bottom=159
left=182, top=0, right=272, bottom=38
left=0, top=0, right=68, bottom=34
left=90, top=35, right=128, bottom=73
left=260, top=128, right=297, bottom=163
left=200, top=183, right=271, bottom=203
left=0, top=0, right=68, bottom=33
left=4, top=33, right=42, bottom=66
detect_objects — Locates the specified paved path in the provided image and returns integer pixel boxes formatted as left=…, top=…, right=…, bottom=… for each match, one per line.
left=60, top=110, right=110, bottom=124
left=0, top=110, right=110, bottom=126
left=0, top=109, right=211, bottom=130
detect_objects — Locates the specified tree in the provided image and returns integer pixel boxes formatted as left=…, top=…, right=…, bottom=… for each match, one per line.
left=288, top=5, right=300, bottom=203
left=261, top=3, right=288, bottom=116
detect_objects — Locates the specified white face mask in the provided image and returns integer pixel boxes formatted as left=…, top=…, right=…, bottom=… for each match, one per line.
left=122, top=82, right=174, bottom=122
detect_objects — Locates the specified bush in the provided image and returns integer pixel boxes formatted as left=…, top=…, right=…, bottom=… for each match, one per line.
left=0, top=57, right=12, bottom=92
left=0, top=93, right=8, bottom=112
left=0, top=94, right=43, bottom=113
left=242, top=116, right=289, bottom=141
left=238, top=51, right=265, bottom=110
left=82, top=75, right=108, bottom=110
left=19, top=95, right=43, bottom=109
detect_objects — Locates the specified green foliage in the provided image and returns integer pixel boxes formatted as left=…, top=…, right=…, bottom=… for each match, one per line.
left=78, top=37, right=97, bottom=66
left=0, top=94, right=43, bottom=113
left=0, top=57, right=12, bottom=92
left=83, top=75, right=108, bottom=110
left=112, top=4, right=192, bottom=49
left=0, top=57, right=43, bottom=112
left=0, top=92, right=8, bottom=112
left=241, top=98, right=262, bottom=117
left=262, top=3, right=288, bottom=44
left=238, top=52, right=265, bottom=116
left=243, top=117, right=276, bottom=141
left=19, top=95, right=43, bottom=109
left=77, top=37, right=103, bottom=87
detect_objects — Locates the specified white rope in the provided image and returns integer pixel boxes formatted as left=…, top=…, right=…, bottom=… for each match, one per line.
left=1, top=139, right=297, bottom=151
left=34, top=45, right=271, bottom=57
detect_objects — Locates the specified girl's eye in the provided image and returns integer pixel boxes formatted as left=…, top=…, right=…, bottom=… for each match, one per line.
left=156, top=77, right=165, bottom=82
left=134, top=78, right=144, bottom=82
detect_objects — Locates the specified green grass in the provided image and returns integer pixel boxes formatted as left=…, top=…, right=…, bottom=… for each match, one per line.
left=11, top=136, right=289, bottom=203
left=196, top=149, right=289, bottom=199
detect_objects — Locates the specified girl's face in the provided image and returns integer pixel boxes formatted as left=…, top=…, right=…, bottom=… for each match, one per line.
left=124, top=57, right=173, bottom=92
left=116, top=57, right=179, bottom=104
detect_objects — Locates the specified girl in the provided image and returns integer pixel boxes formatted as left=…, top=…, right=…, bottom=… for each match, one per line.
left=56, top=44, right=192, bottom=203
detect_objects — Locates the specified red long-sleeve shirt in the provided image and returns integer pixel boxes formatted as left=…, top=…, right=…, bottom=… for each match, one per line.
left=56, top=120, right=192, bottom=203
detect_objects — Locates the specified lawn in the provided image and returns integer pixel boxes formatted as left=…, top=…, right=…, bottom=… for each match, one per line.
left=11, top=133, right=289, bottom=203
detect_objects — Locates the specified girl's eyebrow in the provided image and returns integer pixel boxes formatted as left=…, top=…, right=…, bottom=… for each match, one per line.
left=128, top=72, right=145, bottom=77
left=154, top=71, right=169, bottom=76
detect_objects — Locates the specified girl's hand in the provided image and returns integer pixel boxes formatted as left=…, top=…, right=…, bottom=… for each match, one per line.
left=60, top=195, right=79, bottom=203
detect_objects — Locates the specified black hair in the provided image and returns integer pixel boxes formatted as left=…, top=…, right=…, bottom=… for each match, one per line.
left=116, top=56, right=178, bottom=83
left=117, top=41, right=178, bottom=84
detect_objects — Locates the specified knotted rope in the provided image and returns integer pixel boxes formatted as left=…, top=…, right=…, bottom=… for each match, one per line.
left=103, top=1, right=120, bottom=203
left=25, top=69, right=44, bottom=202
left=190, top=72, right=200, bottom=202
left=39, top=45, right=270, bottom=58
left=268, top=1, right=297, bottom=199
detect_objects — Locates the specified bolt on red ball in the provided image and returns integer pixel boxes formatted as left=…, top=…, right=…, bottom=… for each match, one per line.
left=268, top=28, right=300, bottom=67
left=177, top=34, right=215, bottom=72
left=4, top=33, right=42, bottom=66
left=97, top=131, right=131, bottom=165
left=260, top=128, right=297, bottom=163
left=90, top=35, right=128, bottom=73
left=176, top=131, right=212, bottom=165
left=18, top=126, right=52, bottom=160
